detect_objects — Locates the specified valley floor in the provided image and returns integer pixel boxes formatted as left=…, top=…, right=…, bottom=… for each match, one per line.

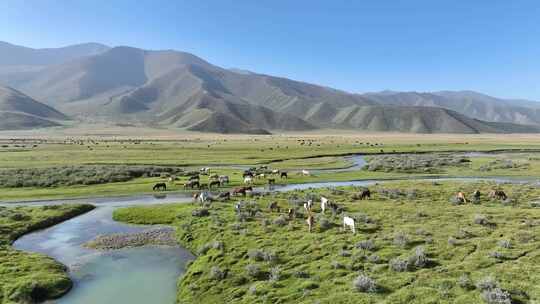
left=1, top=133, right=540, bottom=303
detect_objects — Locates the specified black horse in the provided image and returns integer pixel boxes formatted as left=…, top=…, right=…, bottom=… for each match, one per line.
left=280, top=172, right=288, bottom=179
left=153, top=182, right=167, bottom=191
left=209, top=180, right=221, bottom=188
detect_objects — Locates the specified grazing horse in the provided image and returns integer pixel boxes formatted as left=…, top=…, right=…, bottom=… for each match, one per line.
left=244, top=176, right=253, bottom=184
left=473, top=190, right=481, bottom=201
left=196, top=191, right=211, bottom=204
left=218, top=175, right=229, bottom=186
left=328, top=202, right=342, bottom=216
left=287, top=208, right=296, bottom=220
left=200, top=167, right=210, bottom=174
left=188, top=175, right=200, bottom=181
left=243, top=171, right=254, bottom=178
left=303, top=200, right=313, bottom=212
left=217, top=192, right=230, bottom=201
left=321, top=196, right=329, bottom=213
left=456, top=191, right=467, bottom=203
left=268, top=201, right=280, bottom=212
left=257, top=173, right=266, bottom=179
left=489, top=190, right=507, bottom=201
left=268, top=178, right=276, bottom=185
left=343, top=216, right=356, bottom=234
left=209, top=180, right=221, bottom=188
left=280, top=172, right=288, bottom=179
left=232, top=186, right=252, bottom=196
left=153, top=182, right=167, bottom=191
left=306, top=212, right=315, bottom=233
left=209, top=173, right=219, bottom=180
left=184, top=180, right=200, bottom=189
left=360, top=189, right=371, bottom=200
left=271, top=169, right=280, bottom=175
left=301, top=169, right=311, bottom=176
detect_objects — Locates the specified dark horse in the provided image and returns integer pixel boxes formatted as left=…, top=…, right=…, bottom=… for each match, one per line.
left=280, top=172, right=288, bottom=179
left=209, top=180, right=221, bottom=188
left=153, top=182, right=167, bottom=191
left=184, top=180, right=200, bottom=189
left=360, top=189, right=371, bottom=200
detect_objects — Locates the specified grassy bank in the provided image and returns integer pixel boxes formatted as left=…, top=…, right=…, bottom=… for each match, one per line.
left=114, top=181, right=540, bottom=303
left=0, top=204, right=95, bottom=303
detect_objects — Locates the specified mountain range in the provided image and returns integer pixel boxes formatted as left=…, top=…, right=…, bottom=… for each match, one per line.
left=0, top=41, right=539, bottom=134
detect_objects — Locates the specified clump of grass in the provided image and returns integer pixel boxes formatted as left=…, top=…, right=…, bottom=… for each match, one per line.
left=352, top=275, right=378, bottom=293
left=209, top=266, right=226, bottom=280
left=458, top=274, right=474, bottom=290
left=481, top=288, right=512, bottom=304
left=331, top=260, right=345, bottom=269
left=408, top=246, right=429, bottom=268
left=474, top=214, right=490, bottom=226
left=245, top=264, right=263, bottom=279
left=273, top=215, right=287, bottom=227
left=318, top=216, right=332, bottom=231
left=389, top=258, right=410, bottom=272
left=356, top=239, right=375, bottom=252
left=498, top=240, right=512, bottom=249
left=268, top=266, right=281, bottom=282
left=476, top=276, right=499, bottom=291
left=192, top=208, right=210, bottom=217
left=393, top=231, right=410, bottom=248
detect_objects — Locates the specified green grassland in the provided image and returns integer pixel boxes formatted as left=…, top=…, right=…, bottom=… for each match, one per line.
left=0, top=204, right=94, bottom=304
left=113, top=180, right=540, bottom=303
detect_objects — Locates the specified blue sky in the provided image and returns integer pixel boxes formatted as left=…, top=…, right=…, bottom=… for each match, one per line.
left=1, top=0, right=539, bottom=99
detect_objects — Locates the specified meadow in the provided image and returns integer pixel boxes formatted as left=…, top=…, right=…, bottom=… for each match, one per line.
left=114, top=180, right=540, bottom=303
left=0, top=204, right=94, bottom=304
left=1, top=133, right=540, bottom=303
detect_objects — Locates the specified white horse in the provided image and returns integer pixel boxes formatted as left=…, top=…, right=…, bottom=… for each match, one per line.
left=218, top=175, right=229, bottom=185
left=244, top=176, right=253, bottom=184
left=343, top=216, right=356, bottom=234
left=197, top=191, right=211, bottom=204
left=303, top=200, right=313, bottom=212
left=321, top=196, right=329, bottom=213
left=301, top=169, right=311, bottom=176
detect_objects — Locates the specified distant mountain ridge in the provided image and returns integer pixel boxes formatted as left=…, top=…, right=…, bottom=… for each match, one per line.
left=0, top=41, right=539, bottom=134
left=0, top=85, right=69, bottom=130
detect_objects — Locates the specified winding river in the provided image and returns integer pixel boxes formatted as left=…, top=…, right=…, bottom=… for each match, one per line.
left=12, top=195, right=194, bottom=304
left=7, top=153, right=540, bottom=303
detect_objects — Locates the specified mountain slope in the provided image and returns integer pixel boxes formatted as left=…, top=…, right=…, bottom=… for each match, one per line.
left=0, top=86, right=69, bottom=130
left=328, top=105, right=540, bottom=133
left=0, top=41, right=109, bottom=66
left=0, top=42, right=539, bottom=134
left=364, top=91, right=540, bottom=126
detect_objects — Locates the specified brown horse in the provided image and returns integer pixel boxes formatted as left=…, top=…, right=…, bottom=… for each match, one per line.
left=456, top=191, right=467, bottom=203
left=360, top=189, right=371, bottom=200
left=232, top=186, right=253, bottom=196
left=184, top=180, right=200, bottom=189
left=489, top=190, right=507, bottom=200
left=268, top=201, right=280, bottom=212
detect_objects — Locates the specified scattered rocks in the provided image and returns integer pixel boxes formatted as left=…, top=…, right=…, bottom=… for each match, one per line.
left=85, top=227, right=177, bottom=250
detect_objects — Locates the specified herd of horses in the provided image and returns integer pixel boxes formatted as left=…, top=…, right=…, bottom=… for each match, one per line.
left=152, top=166, right=290, bottom=192
left=151, top=166, right=512, bottom=235
left=454, top=189, right=508, bottom=203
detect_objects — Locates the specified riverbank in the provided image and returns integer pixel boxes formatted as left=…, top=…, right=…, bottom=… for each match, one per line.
left=114, top=180, right=540, bottom=303
left=0, top=204, right=95, bottom=303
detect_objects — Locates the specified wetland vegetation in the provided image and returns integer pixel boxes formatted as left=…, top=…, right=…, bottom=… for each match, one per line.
left=2, top=134, right=540, bottom=303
